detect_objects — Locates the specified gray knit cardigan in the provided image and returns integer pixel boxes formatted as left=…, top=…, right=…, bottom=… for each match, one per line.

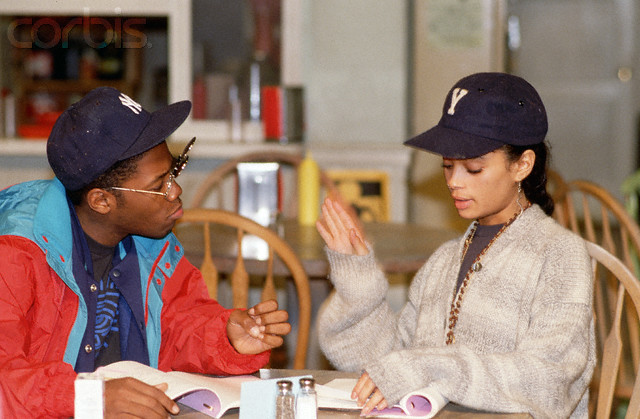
left=317, top=205, right=595, bottom=418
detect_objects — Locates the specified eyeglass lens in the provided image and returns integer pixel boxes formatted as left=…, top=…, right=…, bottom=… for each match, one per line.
left=164, top=174, right=175, bottom=198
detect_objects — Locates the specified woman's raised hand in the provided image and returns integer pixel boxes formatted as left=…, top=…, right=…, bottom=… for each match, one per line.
left=315, top=197, right=369, bottom=256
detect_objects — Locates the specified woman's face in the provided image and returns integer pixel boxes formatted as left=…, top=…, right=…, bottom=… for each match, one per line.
left=443, top=149, right=526, bottom=225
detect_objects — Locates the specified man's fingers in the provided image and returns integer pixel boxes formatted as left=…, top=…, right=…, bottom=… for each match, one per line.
left=248, top=299, right=279, bottom=316
left=104, top=377, right=178, bottom=418
left=258, top=333, right=284, bottom=348
left=253, top=308, right=289, bottom=324
left=154, top=382, right=169, bottom=392
left=262, top=322, right=292, bottom=337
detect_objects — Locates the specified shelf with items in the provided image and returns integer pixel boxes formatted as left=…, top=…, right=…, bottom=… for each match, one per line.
left=0, top=137, right=303, bottom=159
left=5, top=14, right=143, bottom=140
left=0, top=0, right=304, bottom=156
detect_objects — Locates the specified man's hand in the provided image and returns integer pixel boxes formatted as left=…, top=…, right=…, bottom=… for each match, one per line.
left=104, top=377, right=179, bottom=418
left=316, top=197, right=369, bottom=256
left=352, top=372, right=388, bottom=416
left=226, top=299, right=291, bottom=354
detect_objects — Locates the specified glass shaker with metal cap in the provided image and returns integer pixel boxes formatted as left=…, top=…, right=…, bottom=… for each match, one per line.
left=275, top=379, right=295, bottom=419
left=296, top=377, right=318, bottom=418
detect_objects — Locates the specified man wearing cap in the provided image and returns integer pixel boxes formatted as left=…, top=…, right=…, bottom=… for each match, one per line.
left=316, top=73, right=594, bottom=418
left=0, top=87, right=291, bottom=418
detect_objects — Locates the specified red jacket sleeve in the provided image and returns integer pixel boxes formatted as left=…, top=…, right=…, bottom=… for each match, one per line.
left=158, top=257, right=270, bottom=374
left=0, top=237, right=77, bottom=418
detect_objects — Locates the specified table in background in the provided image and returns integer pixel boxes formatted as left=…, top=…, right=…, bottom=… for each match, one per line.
left=177, top=219, right=460, bottom=278
left=175, top=369, right=532, bottom=418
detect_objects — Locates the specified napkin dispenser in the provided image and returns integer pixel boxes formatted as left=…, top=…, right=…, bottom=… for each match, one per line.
left=237, top=162, right=280, bottom=259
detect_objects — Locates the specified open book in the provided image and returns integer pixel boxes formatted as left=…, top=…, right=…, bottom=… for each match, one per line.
left=316, top=378, right=449, bottom=418
left=96, top=360, right=259, bottom=418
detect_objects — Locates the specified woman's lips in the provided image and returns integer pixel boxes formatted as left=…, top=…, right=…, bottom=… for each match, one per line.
left=452, top=197, right=472, bottom=210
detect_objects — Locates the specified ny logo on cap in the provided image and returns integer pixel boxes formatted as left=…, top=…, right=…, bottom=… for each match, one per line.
left=447, top=88, right=468, bottom=115
left=119, top=93, right=143, bottom=115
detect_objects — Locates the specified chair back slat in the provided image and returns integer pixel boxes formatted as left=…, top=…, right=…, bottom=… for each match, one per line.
left=581, top=194, right=597, bottom=242
left=621, top=229, right=633, bottom=268
left=601, top=210, right=617, bottom=256
left=262, top=248, right=277, bottom=302
left=594, top=271, right=609, bottom=359
left=566, top=194, right=580, bottom=234
left=200, top=221, right=219, bottom=299
left=596, top=281, right=624, bottom=418
left=230, top=229, right=249, bottom=309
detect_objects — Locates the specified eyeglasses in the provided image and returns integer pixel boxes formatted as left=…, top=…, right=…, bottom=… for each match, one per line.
left=107, top=137, right=196, bottom=200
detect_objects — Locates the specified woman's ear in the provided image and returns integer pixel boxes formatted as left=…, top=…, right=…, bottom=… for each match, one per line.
left=514, top=149, right=536, bottom=182
left=85, top=188, right=113, bottom=215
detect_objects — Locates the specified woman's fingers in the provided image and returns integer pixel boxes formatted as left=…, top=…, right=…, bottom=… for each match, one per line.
left=361, top=389, right=386, bottom=416
left=349, top=228, right=369, bottom=256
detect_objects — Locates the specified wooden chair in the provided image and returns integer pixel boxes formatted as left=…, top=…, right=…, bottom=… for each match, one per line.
left=554, top=179, right=640, bottom=276
left=586, top=242, right=640, bottom=418
left=173, top=208, right=311, bottom=369
left=547, top=169, right=569, bottom=221
left=187, top=151, right=340, bottom=217
left=553, top=180, right=640, bottom=407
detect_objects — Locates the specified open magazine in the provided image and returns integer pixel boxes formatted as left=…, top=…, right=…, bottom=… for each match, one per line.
left=95, top=360, right=259, bottom=418
left=316, top=378, right=449, bottom=418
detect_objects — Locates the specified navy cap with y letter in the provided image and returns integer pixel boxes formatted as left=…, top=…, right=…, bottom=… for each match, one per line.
left=404, top=72, right=548, bottom=159
left=47, top=86, right=192, bottom=191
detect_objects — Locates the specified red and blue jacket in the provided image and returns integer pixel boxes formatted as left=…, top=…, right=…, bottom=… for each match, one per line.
left=0, top=179, right=269, bottom=418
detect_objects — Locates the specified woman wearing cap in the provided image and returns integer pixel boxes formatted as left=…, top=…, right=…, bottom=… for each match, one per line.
left=316, top=72, right=594, bottom=418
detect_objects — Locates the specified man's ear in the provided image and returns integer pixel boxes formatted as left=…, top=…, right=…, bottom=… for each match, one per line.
left=85, top=188, right=114, bottom=215
left=514, top=149, right=536, bottom=182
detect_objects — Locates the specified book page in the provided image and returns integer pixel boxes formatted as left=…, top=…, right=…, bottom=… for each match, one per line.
left=317, top=378, right=448, bottom=418
left=96, top=361, right=259, bottom=418
left=170, top=371, right=258, bottom=417
left=316, top=378, right=360, bottom=410
left=97, top=361, right=198, bottom=399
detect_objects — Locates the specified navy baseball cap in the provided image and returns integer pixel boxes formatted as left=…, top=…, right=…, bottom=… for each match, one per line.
left=47, top=86, right=192, bottom=191
left=404, top=72, right=548, bottom=159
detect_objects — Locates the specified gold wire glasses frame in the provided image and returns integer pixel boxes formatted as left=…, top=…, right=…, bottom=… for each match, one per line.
left=107, top=137, right=196, bottom=200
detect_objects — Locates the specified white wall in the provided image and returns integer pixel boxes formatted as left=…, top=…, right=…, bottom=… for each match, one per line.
left=305, top=0, right=408, bottom=146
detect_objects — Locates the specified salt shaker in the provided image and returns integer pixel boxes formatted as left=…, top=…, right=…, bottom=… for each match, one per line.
left=275, top=379, right=295, bottom=419
left=296, top=377, right=318, bottom=419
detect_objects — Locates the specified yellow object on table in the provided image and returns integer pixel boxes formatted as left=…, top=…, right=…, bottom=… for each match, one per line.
left=298, top=152, right=320, bottom=225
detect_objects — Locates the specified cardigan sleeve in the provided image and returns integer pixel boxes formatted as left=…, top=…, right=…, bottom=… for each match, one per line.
left=317, top=243, right=456, bottom=372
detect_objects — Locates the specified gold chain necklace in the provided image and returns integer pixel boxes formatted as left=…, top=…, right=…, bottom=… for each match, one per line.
left=445, top=205, right=530, bottom=345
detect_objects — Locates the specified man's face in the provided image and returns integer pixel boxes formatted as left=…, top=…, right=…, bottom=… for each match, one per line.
left=107, top=142, right=184, bottom=239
